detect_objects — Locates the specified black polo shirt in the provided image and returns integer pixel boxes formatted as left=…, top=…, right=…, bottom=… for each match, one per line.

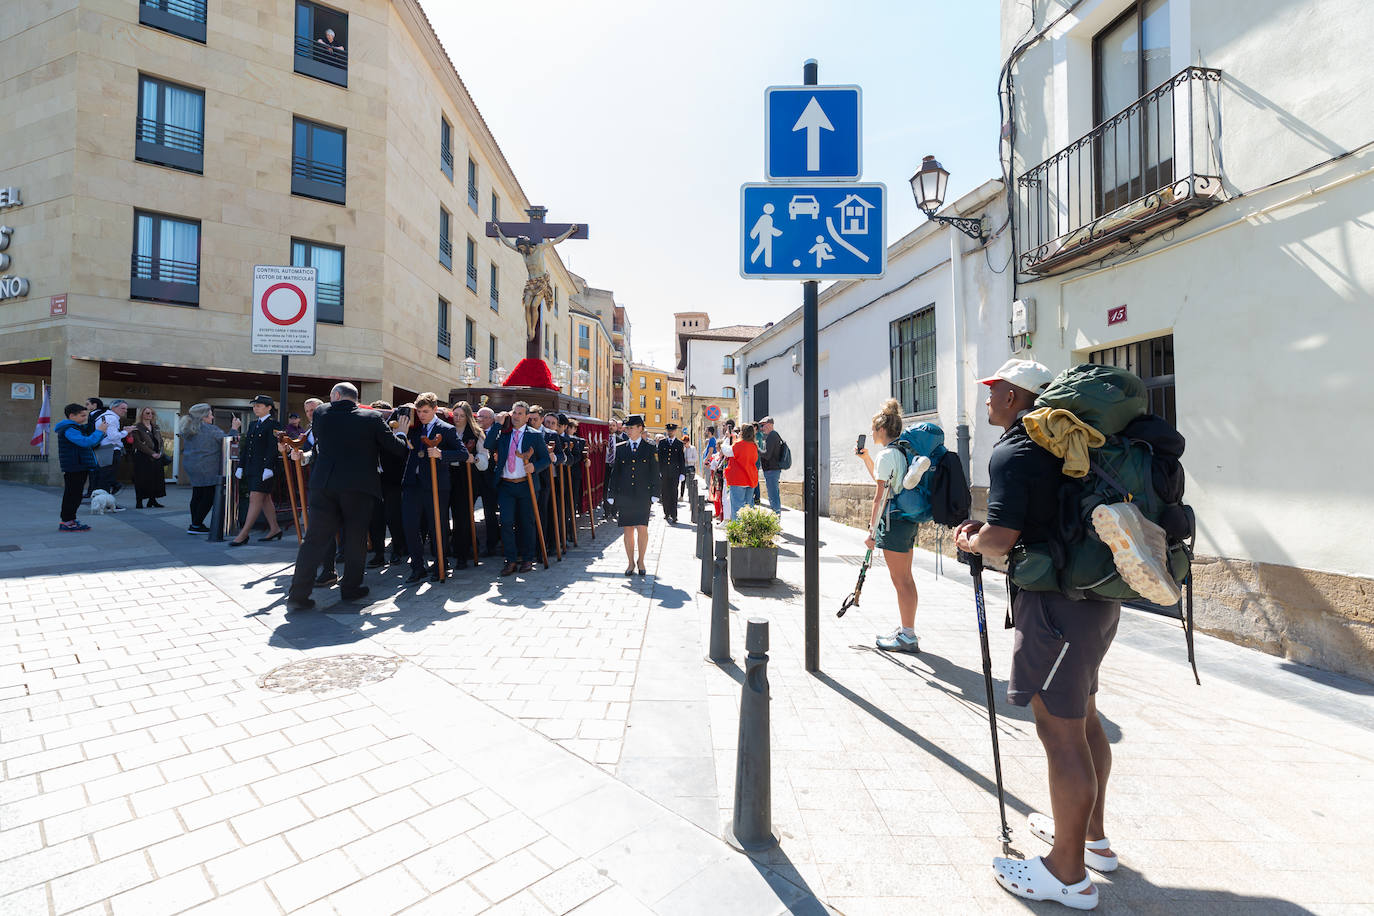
left=985, top=420, right=1063, bottom=546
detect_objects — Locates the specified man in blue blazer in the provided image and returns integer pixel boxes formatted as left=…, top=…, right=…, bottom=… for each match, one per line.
left=401, top=393, right=465, bottom=583
left=484, top=400, right=550, bottom=576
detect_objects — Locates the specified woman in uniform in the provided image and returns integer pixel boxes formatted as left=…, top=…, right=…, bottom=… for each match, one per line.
left=607, top=414, right=657, bottom=576
left=230, top=394, right=284, bottom=545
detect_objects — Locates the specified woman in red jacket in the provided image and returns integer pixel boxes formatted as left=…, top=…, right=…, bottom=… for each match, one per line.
left=721, top=423, right=759, bottom=521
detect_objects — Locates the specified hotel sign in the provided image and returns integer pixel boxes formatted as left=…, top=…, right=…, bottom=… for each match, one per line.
left=0, top=187, right=31, bottom=302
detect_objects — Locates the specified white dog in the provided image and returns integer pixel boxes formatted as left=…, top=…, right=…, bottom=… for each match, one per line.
left=89, top=489, right=118, bottom=514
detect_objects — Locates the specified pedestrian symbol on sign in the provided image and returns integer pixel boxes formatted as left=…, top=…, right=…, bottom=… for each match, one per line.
left=749, top=203, right=784, bottom=268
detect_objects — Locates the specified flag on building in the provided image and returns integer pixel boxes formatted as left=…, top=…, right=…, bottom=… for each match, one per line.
left=31, top=383, right=51, bottom=455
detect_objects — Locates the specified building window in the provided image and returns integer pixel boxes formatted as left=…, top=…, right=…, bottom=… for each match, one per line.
left=294, top=1, right=348, bottom=87
left=291, top=239, right=344, bottom=324
left=291, top=117, right=345, bottom=205
left=722, top=386, right=736, bottom=399
left=639, top=395, right=646, bottom=409
left=723, top=355, right=735, bottom=374
left=464, top=317, right=476, bottom=359
left=439, top=207, right=452, bottom=269
left=440, top=116, right=453, bottom=181
left=545, top=334, right=550, bottom=358
left=135, top=75, right=204, bottom=174
left=654, top=379, right=661, bottom=391
left=1093, top=0, right=1172, bottom=214
left=437, top=297, right=451, bottom=361
left=752, top=379, right=769, bottom=421
left=639, top=376, right=646, bottom=389
left=489, top=264, right=499, bottom=311
left=578, top=356, right=589, bottom=372
left=578, top=324, right=590, bottom=343
left=465, top=237, right=477, bottom=292
left=139, top=0, right=207, bottom=43
left=890, top=306, right=936, bottom=414
left=672, top=408, right=679, bottom=420
left=467, top=158, right=478, bottom=212
left=490, top=192, right=499, bottom=223
left=488, top=334, right=498, bottom=376
left=131, top=210, right=199, bottom=307
left=654, top=397, right=662, bottom=410
left=1090, top=334, right=1176, bottom=425
left=553, top=334, right=559, bottom=361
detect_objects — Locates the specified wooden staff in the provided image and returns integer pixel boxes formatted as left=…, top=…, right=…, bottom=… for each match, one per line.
left=463, top=458, right=480, bottom=565
left=274, top=433, right=303, bottom=542
left=521, top=447, right=550, bottom=569
left=565, top=463, right=578, bottom=547
left=583, top=455, right=596, bottom=541
left=421, top=433, right=446, bottom=582
left=286, top=434, right=309, bottom=529
left=549, top=461, right=564, bottom=559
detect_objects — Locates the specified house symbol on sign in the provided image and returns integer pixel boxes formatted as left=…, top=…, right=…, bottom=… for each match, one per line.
left=835, top=195, right=874, bottom=235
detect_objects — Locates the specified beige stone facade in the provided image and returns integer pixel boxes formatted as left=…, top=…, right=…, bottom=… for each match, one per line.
left=0, top=0, right=600, bottom=483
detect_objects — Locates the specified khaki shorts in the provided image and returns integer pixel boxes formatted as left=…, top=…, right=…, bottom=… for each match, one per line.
left=1008, top=589, right=1120, bottom=719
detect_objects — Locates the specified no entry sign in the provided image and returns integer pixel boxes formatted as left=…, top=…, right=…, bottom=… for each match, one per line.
left=251, top=265, right=317, bottom=356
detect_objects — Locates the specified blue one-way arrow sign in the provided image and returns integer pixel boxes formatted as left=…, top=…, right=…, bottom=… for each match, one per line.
left=765, top=85, right=861, bottom=181
left=740, top=183, right=886, bottom=280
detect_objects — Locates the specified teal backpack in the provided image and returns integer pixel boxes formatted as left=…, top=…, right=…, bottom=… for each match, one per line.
left=888, top=423, right=947, bottom=524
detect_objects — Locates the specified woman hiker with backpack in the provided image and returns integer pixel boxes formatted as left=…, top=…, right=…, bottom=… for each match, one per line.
left=857, top=399, right=933, bottom=653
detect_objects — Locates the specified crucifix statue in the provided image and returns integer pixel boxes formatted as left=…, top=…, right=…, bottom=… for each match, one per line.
left=487, top=206, right=589, bottom=360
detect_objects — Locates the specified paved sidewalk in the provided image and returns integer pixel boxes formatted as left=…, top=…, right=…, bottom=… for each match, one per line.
left=2, top=479, right=1372, bottom=915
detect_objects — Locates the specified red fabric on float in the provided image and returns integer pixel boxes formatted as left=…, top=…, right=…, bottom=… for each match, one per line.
left=503, top=358, right=558, bottom=390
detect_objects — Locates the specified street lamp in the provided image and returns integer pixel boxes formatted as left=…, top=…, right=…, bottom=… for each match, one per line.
left=574, top=368, right=589, bottom=397
left=493, top=364, right=507, bottom=385
left=910, top=155, right=986, bottom=241
left=555, top=360, right=572, bottom=392
left=461, top=356, right=479, bottom=387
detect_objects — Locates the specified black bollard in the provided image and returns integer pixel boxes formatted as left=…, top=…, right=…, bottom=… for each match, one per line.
left=207, top=475, right=225, bottom=542
left=701, top=528, right=714, bottom=595
left=732, top=618, right=776, bottom=850
left=695, top=499, right=706, bottom=561
left=708, top=541, right=731, bottom=663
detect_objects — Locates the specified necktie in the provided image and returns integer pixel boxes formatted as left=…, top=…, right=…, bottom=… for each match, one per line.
left=507, top=430, right=521, bottom=474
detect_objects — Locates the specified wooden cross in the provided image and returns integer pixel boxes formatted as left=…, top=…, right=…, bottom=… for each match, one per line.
left=486, top=207, right=590, bottom=360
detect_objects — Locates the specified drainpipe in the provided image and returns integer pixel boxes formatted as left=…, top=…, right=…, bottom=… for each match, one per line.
left=949, top=228, right=971, bottom=481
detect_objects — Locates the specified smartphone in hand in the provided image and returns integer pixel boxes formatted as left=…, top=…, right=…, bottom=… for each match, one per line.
left=855, top=433, right=866, bottom=454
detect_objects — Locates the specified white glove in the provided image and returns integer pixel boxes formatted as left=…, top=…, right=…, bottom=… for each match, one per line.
left=234, top=468, right=243, bottom=479
left=679, top=475, right=684, bottom=483
left=606, top=498, right=614, bottom=505
left=262, top=468, right=274, bottom=481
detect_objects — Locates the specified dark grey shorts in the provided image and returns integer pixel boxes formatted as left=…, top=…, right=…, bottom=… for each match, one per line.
left=1008, top=589, right=1121, bottom=719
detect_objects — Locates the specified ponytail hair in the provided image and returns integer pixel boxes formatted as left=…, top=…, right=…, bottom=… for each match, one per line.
left=871, top=398, right=902, bottom=440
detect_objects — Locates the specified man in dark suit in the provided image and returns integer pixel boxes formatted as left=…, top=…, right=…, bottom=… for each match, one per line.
left=400, top=392, right=465, bottom=583
left=365, top=399, right=407, bottom=567
left=566, top=417, right=587, bottom=523
left=484, top=400, right=550, bottom=576
left=657, top=422, right=686, bottom=523
left=475, top=406, right=502, bottom=556
left=285, top=383, right=408, bottom=611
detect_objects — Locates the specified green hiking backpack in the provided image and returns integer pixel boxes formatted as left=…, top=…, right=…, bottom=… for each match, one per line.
left=1036, top=364, right=1146, bottom=437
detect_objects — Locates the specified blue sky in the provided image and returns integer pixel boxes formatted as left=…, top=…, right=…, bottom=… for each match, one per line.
left=422, top=0, right=1003, bottom=368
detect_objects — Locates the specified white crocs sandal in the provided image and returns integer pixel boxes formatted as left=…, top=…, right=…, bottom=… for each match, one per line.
left=993, top=855, right=1098, bottom=910
left=1027, top=813, right=1119, bottom=873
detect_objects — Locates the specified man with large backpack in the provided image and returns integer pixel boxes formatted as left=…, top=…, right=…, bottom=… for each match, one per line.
left=955, top=358, right=1122, bottom=911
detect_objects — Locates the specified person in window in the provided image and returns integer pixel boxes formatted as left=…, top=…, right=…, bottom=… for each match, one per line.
left=230, top=395, right=284, bottom=546
left=316, top=27, right=345, bottom=62
left=178, top=404, right=239, bottom=534
left=130, top=407, right=168, bottom=509
left=607, top=415, right=656, bottom=576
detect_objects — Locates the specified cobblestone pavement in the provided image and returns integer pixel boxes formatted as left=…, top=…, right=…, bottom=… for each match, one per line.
left=2, top=480, right=1372, bottom=915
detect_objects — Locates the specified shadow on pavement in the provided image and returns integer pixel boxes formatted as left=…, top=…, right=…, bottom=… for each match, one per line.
left=1102, top=864, right=1317, bottom=914
left=812, top=670, right=1036, bottom=821
left=744, top=845, right=833, bottom=916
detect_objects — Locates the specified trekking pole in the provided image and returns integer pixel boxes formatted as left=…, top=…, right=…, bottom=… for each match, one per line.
left=274, top=433, right=303, bottom=543
left=838, top=518, right=877, bottom=618
left=464, top=459, right=480, bottom=566
left=522, top=449, right=550, bottom=570
left=959, top=549, right=1012, bottom=850
left=421, top=434, right=446, bottom=583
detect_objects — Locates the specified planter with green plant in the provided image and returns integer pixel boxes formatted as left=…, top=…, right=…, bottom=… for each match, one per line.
left=724, top=506, right=782, bottom=584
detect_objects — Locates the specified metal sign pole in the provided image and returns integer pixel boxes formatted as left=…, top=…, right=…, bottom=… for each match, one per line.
left=802, top=58, right=820, bottom=674
left=278, top=355, right=289, bottom=422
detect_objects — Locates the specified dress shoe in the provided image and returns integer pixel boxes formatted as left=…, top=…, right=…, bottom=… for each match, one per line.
left=498, top=562, right=519, bottom=577
left=259, top=530, right=284, bottom=542
left=405, top=569, right=429, bottom=584
left=148, top=500, right=164, bottom=508
left=518, top=561, right=535, bottom=573
left=285, top=596, right=315, bottom=611
left=315, top=572, right=338, bottom=587
left=340, top=586, right=369, bottom=601
left=367, top=555, right=385, bottom=568
left=229, top=537, right=249, bottom=547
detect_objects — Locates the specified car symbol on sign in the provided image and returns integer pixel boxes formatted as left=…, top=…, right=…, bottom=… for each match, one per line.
left=788, top=195, right=820, bottom=220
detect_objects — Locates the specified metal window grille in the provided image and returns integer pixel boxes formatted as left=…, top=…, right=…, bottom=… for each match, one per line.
left=440, top=117, right=453, bottom=179
left=466, top=238, right=477, bottom=291
left=890, top=305, right=936, bottom=414
left=439, top=209, right=452, bottom=268
left=1089, top=334, right=1176, bottom=425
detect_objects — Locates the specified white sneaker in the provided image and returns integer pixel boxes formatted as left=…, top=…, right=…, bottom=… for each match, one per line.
left=876, top=629, right=920, bottom=654
left=903, top=455, right=932, bottom=490
left=1090, top=502, right=1180, bottom=606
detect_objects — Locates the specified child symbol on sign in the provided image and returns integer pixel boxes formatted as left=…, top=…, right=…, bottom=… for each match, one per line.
left=809, top=235, right=836, bottom=269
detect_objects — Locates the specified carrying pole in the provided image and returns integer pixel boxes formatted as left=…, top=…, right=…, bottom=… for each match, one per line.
left=524, top=449, right=550, bottom=569
left=464, top=460, right=480, bottom=565
left=584, top=458, right=596, bottom=541
left=274, top=434, right=302, bottom=543
left=566, top=465, right=579, bottom=547
left=422, top=434, right=446, bottom=582
left=961, top=550, right=1012, bottom=850
left=549, top=464, right=564, bottom=559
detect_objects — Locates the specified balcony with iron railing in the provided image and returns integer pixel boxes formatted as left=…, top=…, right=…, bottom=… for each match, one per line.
left=139, top=0, right=206, bottom=42
left=1016, top=67, right=1223, bottom=277
left=441, top=144, right=454, bottom=181
left=439, top=235, right=452, bottom=270
left=131, top=254, right=199, bottom=306
left=437, top=328, right=451, bottom=361
left=134, top=118, right=204, bottom=173
left=315, top=280, right=343, bottom=324
left=467, top=183, right=479, bottom=212
left=291, top=156, right=345, bottom=204
left=465, top=344, right=477, bottom=359
left=489, top=286, right=499, bottom=311
left=466, top=261, right=478, bottom=292
left=294, top=34, right=348, bottom=87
